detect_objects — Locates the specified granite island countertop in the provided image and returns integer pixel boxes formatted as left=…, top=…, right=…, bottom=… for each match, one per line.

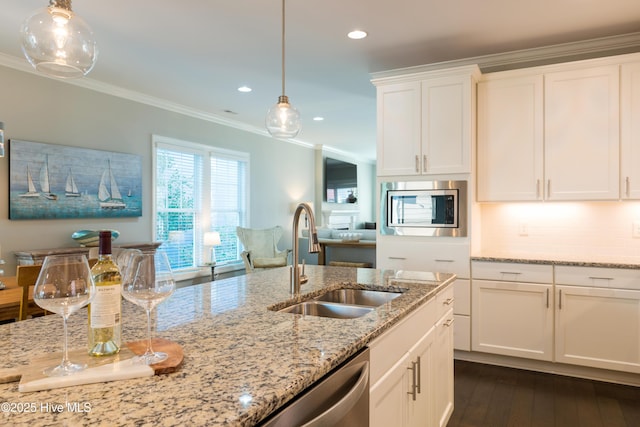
left=0, top=265, right=454, bottom=426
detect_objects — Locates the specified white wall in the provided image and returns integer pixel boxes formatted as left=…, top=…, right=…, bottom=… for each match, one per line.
left=0, top=65, right=319, bottom=276
left=478, top=202, right=640, bottom=262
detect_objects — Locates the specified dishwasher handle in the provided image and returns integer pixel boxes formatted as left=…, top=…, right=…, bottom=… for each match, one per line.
left=302, top=360, right=370, bottom=427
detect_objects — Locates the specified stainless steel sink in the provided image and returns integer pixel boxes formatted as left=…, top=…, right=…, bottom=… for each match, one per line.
left=278, top=301, right=374, bottom=319
left=314, top=289, right=403, bottom=306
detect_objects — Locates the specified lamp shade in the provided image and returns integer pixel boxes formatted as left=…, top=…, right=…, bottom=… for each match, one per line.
left=20, top=2, right=98, bottom=78
left=204, top=231, right=221, bottom=246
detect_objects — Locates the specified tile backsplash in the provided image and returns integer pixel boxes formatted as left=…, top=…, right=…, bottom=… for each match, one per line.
left=478, top=202, right=640, bottom=262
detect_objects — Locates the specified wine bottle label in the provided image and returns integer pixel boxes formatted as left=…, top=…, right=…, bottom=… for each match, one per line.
left=90, top=284, right=121, bottom=328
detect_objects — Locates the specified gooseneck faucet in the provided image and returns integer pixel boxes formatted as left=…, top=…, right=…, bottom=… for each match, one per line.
left=291, top=202, right=321, bottom=295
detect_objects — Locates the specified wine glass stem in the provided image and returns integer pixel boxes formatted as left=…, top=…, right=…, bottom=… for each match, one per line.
left=61, top=315, right=70, bottom=367
left=145, top=308, right=154, bottom=355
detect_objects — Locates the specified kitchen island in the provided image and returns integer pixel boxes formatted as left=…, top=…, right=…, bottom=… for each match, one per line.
left=0, top=265, right=454, bottom=426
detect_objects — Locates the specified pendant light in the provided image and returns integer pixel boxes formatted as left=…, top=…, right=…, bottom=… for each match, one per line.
left=265, top=0, right=301, bottom=139
left=20, top=0, right=98, bottom=79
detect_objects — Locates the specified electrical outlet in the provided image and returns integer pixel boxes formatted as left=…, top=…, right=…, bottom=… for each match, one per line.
left=633, top=221, right=640, bottom=238
left=518, top=222, right=528, bottom=236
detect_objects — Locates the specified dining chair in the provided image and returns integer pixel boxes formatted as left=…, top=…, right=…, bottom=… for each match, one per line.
left=17, top=264, right=45, bottom=321
left=0, top=287, right=23, bottom=323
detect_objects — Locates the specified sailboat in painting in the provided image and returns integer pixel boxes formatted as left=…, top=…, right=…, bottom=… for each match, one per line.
left=65, top=168, right=80, bottom=197
left=39, top=155, right=57, bottom=200
left=19, top=165, right=39, bottom=198
left=98, top=160, right=125, bottom=209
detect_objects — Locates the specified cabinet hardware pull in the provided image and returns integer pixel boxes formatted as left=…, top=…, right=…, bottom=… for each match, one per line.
left=388, top=256, right=407, bottom=260
left=423, top=155, right=428, bottom=173
left=500, top=271, right=522, bottom=276
left=536, top=179, right=541, bottom=199
left=588, top=276, right=613, bottom=281
left=416, top=356, right=422, bottom=394
left=407, top=361, right=418, bottom=401
left=559, top=289, right=562, bottom=310
left=626, top=176, right=630, bottom=198
left=547, top=180, right=551, bottom=198
left=435, top=259, right=454, bottom=263
left=415, top=155, right=420, bottom=173
left=546, top=288, right=549, bottom=308
left=444, top=318, right=454, bottom=327
left=443, top=298, right=454, bottom=306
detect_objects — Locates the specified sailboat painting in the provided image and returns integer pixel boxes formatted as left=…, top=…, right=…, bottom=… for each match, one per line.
left=9, top=139, right=142, bottom=220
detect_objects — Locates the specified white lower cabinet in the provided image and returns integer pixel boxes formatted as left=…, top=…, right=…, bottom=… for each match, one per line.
left=554, top=266, right=640, bottom=373
left=471, top=280, right=553, bottom=361
left=370, top=282, right=454, bottom=427
left=434, top=308, right=454, bottom=427
left=471, top=261, right=554, bottom=361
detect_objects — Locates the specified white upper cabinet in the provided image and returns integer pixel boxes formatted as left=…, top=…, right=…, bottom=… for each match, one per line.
left=477, top=58, right=625, bottom=202
left=373, top=65, right=479, bottom=177
left=376, top=81, right=422, bottom=176
left=621, top=61, right=640, bottom=199
left=477, top=74, right=544, bottom=201
left=544, top=65, right=620, bottom=200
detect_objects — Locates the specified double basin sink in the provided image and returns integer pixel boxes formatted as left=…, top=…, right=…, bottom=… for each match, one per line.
left=275, top=288, right=404, bottom=319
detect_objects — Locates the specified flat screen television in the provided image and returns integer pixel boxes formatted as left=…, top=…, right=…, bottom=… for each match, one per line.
left=324, top=157, right=358, bottom=203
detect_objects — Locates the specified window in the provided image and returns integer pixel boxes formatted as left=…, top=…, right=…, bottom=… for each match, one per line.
left=153, top=136, right=249, bottom=273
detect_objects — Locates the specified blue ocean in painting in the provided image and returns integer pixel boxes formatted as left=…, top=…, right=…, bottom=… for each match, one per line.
left=9, top=140, right=143, bottom=220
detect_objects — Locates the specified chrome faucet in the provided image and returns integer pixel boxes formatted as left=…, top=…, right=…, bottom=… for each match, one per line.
left=291, top=202, right=321, bottom=295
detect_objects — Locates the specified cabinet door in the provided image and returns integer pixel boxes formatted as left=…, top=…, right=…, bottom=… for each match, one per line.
left=376, top=82, right=422, bottom=176
left=472, top=280, right=553, bottom=361
left=544, top=65, right=620, bottom=200
left=421, top=75, right=472, bottom=174
left=434, top=309, right=454, bottom=427
left=477, top=74, right=544, bottom=201
left=555, top=285, right=640, bottom=373
left=407, top=325, right=436, bottom=427
left=370, top=350, right=410, bottom=427
left=621, top=61, right=640, bottom=199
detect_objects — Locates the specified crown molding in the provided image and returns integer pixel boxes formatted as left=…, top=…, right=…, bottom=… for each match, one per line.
left=370, top=32, right=640, bottom=79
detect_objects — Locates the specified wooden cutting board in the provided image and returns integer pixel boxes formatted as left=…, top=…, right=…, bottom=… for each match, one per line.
left=125, top=337, right=184, bottom=375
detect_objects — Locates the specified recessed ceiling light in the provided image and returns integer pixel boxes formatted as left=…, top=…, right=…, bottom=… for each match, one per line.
left=237, top=86, right=252, bottom=93
left=313, top=117, right=324, bottom=121
left=347, top=30, right=367, bottom=40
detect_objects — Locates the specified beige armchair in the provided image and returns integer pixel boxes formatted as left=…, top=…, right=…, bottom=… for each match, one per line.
left=236, top=226, right=290, bottom=273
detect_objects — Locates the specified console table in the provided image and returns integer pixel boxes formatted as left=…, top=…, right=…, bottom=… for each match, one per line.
left=316, top=239, right=376, bottom=266
left=14, top=242, right=162, bottom=266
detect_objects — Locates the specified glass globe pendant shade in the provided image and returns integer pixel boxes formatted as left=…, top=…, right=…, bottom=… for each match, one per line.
left=266, top=95, right=301, bottom=138
left=20, top=2, right=98, bottom=79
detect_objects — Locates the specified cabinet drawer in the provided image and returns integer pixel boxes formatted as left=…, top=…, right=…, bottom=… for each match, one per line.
left=378, top=239, right=470, bottom=278
left=437, top=282, right=455, bottom=319
left=555, top=266, right=640, bottom=290
left=472, top=261, right=553, bottom=283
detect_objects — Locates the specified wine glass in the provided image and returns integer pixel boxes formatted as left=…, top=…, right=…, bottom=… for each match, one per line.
left=121, top=251, right=175, bottom=364
left=33, top=254, right=95, bottom=376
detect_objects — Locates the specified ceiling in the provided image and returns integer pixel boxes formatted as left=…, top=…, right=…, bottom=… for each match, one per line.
left=1, top=1, right=640, bottom=162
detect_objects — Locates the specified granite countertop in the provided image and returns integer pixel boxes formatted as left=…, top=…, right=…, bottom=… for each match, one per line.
left=471, top=254, right=640, bottom=269
left=0, top=265, right=454, bottom=426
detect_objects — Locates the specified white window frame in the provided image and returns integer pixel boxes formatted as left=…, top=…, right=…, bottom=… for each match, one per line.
left=152, top=135, right=250, bottom=281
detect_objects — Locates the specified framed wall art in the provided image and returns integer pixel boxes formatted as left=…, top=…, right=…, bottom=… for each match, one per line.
left=9, top=139, right=143, bottom=220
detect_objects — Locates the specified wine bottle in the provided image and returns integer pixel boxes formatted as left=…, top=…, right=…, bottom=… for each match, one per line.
left=88, top=230, right=122, bottom=356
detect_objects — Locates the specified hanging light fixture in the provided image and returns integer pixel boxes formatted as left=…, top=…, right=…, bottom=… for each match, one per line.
left=265, top=0, right=301, bottom=139
left=20, top=0, right=98, bottom=79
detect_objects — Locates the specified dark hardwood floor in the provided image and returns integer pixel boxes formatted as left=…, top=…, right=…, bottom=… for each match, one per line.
left=448, top=360, right=640, bottom=427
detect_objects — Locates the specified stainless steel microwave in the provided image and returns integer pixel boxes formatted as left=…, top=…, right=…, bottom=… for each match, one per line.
left=380, top=180, right=467, bottom=237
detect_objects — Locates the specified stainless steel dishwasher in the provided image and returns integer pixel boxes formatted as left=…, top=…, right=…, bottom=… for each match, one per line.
left=260, top=347, right=369, bottom=427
